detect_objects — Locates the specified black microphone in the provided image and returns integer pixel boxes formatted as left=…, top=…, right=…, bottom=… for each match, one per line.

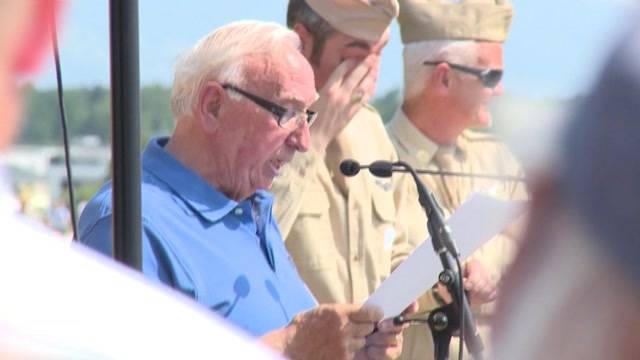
left=340, top=159, right=397, bottom=178
left=369, top=161, right=395, bottom=178
left=340, top=159, right=525, bottom=182
left=339, top=159, right=362, bottom=177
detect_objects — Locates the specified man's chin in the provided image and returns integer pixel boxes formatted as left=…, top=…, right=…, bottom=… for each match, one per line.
left=474, top=113, right=493, bottom=128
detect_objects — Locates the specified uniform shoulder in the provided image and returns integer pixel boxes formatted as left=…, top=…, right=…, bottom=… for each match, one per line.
left=459, top=129, right=516, bottom=157
left=363, top=103, right=380, bottom=113
left=463, top=129, right=514, bottom=149
left=359, top=103, right=384, bottom=119
left=350, top=104, right=387, bottom=133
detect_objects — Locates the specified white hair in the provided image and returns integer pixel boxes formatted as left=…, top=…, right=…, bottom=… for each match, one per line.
left=171, top=20, right=302, bottom=118
left=402, top=40, right=478, bottom=100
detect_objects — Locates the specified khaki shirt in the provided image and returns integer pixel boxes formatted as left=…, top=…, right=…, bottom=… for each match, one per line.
left=387, top=109, right=529, bottom=360
left=271, top=105, right=423, bottom=304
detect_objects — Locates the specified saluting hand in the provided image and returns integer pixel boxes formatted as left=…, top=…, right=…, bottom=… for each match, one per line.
left=309, top=56, right=377, bottom=153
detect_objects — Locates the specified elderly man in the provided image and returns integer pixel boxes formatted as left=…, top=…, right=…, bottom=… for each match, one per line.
left=79, top=20, right=404, bottom=359
left=387, top=0, right=528, bottom=358
left=0, top=3, right=279, bottom=359
left=493, top=16, right=640, bottom=359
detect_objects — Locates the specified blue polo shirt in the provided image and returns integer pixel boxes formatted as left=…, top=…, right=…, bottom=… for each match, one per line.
left=78, top=137, right=317, bottom=336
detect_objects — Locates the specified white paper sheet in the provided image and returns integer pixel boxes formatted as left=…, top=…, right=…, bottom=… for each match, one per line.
left=364, top=193, right=526, bottom=318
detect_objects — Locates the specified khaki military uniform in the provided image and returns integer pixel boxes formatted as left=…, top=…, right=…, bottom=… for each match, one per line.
left=271, top=105, right=424, bottom=304
left=387, top=110, right=528, bottom=359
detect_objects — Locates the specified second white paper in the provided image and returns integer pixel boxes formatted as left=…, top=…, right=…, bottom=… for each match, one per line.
left=364, top=192, right=526, bottom=318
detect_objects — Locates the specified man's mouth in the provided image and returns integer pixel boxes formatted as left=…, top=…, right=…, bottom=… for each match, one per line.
left=269, top=158, right=288, bottom=175
left=271, top=159, right=283, bottom=169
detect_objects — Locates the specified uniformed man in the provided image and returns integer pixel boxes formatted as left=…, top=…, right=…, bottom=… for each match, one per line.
left=388, top=0, right=528, bottom=358
left=273, top=0, right=422, bottom=312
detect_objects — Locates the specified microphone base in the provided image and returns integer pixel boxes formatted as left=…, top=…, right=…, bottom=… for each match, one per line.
left=392, top=303, right=459, bottom=360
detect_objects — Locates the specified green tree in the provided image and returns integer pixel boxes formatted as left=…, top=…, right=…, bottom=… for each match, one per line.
left=371, top=88, right=400, bottom=124
left=18, top=85, right=176, bottom=145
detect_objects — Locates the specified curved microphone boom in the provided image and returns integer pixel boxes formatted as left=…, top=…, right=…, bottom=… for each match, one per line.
left=339, top=158, right=485, bottom=359
left=339, top=159, right=525, bottom=183
left=393, top=160, right=484, bottom=359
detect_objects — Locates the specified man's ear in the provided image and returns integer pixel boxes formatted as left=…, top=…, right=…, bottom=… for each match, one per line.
left=197, top=81, right=223, bottom=133
left=432, top=64, right=451, bottom=94
left=292, top=23, right=314, bottom=60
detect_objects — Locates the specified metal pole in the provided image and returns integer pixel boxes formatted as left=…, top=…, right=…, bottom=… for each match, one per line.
left=109, top=0, right=141, bottom=270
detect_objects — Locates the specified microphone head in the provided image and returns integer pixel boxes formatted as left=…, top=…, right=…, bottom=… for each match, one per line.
left=340, top=159, right=361, bottom=177
left=369, top=161, right=394, bottom=178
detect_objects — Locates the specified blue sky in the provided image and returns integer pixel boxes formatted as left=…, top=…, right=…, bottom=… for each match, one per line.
left=35, top=0, right=635, bottom=100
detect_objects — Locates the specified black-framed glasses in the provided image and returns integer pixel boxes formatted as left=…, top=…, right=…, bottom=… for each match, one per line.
left=222, top=84, right=317, bottom=128
left=422, top=61, right=503, bottom=88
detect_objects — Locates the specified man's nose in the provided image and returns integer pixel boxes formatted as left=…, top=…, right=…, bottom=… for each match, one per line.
left=286, top=121, right=310, bottom=152
left=493, top=80, right=505, bottom=96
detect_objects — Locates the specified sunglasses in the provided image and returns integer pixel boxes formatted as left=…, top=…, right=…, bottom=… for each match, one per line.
left=423, top=61, right=503, bottom=88
left=222, top=84, right=316, bottom=128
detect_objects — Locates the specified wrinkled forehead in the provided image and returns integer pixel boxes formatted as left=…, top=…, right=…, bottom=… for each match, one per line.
left=243, top=50, right=317, bottom=104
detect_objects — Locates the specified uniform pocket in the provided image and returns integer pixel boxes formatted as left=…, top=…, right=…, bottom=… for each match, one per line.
left=370, top=188, right=397, bottom=275
left=371, top=188, right=395, bottom=222
left=286, top=186, right=334, bottom=271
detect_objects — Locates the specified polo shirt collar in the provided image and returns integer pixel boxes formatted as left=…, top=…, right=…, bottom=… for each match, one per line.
left=142, top=137, right=242, bottom=223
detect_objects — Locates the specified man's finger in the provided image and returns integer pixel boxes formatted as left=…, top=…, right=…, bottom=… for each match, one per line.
left=345, top=336, right=367, bottom=352
left=347, top=322, right=377, bottom=338
left=366, top=331, right=402, bottom=347
left=349, top=305, right=384, bottom=323
left=324, top=59, right=356, bottom=90
left=365, top=344, right=402, bottom=360
left=342, top=60, right=372, bottom=92
left=376, top=318, right=403, bottom=334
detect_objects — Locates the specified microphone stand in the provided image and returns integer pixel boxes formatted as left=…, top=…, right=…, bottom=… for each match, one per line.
left=393, top=160, right=484, bottom=360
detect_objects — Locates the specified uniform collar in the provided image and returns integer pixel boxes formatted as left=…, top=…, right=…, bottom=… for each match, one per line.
left=388, top=108, right=439, bottom=168
left=142, top=137, right=272, bottom=223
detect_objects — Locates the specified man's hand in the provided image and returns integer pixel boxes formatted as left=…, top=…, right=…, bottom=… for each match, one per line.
left=432, top=259, right=497, bottom=307
left=355, top=302, right=418, bottom=360
left=463, top=259, right=497, bottom=307
left=309, top=56, right=377, bottom=153
left=267, top=303, right=383, bottom=360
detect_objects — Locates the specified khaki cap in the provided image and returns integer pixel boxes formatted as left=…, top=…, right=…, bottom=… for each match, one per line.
left=398, top=0, right=513, bottom=44
left=306, top=0, right=399, bottom=42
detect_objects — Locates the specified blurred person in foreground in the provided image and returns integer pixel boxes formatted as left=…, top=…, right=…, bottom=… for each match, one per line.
left=79, top=20, right=407, bottom=359
left=388, top=0, right=528, bottom=358
left=492, top=14, right=640, bottom=360
left=0, top=1, right=278, bottom=358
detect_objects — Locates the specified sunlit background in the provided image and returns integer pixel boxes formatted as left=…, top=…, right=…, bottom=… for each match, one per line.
left=5, top=0, right=637, bottom=237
